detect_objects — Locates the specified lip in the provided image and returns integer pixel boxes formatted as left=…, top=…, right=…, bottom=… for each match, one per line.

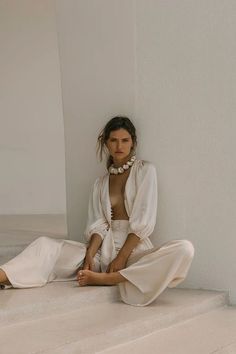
left=115, top=152, right=123, bottom=154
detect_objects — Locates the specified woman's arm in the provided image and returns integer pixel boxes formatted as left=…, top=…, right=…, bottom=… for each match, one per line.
left=84, top=177, right=109, bottom=243
left=87, top=233, right=103, bottom=257
left=127, top=162, right=157, bottom=240
left=106, top=233, right=139, bottom=273
left=83, top=233, right=103, bottom=270
left=118, top=233, right=140, bottom=260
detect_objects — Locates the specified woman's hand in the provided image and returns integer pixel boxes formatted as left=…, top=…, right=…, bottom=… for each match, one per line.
left=82, top=250, right=95, bottom=271
left=106, top=254, right=127, bottom=273
left=106, top=233, right=140, bottom=273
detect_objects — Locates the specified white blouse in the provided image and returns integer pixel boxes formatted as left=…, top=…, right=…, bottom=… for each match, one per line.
left=84, top=159, right=158, bottom=271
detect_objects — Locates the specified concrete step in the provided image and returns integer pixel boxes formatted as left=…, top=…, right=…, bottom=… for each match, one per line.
left=0, top=282, right=120, bottom=326
left=100, top=306, right=236, bottom=354
left=0, top=214, right=68, bottom=264
left=0, top=230, right=67, bottom=264
left=0, top=214, right=67, bottom=236
left=0, top=283, right=229, bottom=354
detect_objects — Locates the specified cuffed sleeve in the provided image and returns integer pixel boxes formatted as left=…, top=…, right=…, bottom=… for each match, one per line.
left=127, top=162, right=157, bottom=240
left=84, top=177, right=109, bottom=243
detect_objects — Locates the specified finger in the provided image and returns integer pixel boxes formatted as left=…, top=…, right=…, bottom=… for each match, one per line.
left=90, top=262, right=95, bottom=268
left=77, top=270, right=83, bottom=281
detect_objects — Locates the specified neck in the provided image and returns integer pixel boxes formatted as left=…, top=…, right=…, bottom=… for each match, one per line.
left=112, top=154, right=132, bottom=168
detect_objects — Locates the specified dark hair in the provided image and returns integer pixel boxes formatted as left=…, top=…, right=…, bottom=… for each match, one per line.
left=97, top=116, right=137, bottom=170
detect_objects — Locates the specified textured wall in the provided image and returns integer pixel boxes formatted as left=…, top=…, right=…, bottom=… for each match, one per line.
left=135, top=0, right=236, bottom=303
left=0, top=0, right=66, bottom=214
left=56, top=0, right=135, bottom=240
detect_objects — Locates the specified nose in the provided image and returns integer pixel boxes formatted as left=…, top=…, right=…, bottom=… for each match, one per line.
left=117, top=140, right=122, bottom=150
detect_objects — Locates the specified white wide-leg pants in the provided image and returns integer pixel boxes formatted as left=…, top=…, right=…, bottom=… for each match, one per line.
left=0, top=221, right=194, bottom=306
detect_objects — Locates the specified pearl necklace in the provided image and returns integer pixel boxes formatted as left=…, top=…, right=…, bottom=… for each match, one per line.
left=109, top=155, right=136, bottom=175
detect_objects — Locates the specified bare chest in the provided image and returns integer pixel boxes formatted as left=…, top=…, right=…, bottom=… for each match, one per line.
left=109, top=170, right=131, bottom=219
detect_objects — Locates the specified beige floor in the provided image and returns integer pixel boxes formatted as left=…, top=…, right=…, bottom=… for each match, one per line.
left=0, top=282, right=230, bottom=354
left=0, top=214, right=68, bottom=264
left=0, top=217, right=234, bottom=353
left=101, top=306, right=236, bottom=354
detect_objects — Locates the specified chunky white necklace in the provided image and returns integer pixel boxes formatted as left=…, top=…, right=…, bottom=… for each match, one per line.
left=109, top=155, right=136, bottom=175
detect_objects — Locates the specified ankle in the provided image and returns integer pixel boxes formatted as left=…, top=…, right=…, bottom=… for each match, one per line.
left=106, top=272, right=126, bottom=285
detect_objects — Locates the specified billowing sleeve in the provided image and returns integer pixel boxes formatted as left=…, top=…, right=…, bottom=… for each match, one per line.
left=127, top=162, right=157, bottom=240
left=84, top=177, right=109, bottom=243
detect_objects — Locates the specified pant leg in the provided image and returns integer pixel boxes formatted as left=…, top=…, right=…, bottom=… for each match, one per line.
left=118, top=239, right=194, bottom=306
left=0, top=237, right=87, bottom=288
left=52, top=240, right=100, bottom=281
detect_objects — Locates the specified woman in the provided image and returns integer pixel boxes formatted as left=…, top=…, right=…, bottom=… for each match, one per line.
left=0, top=116, right=194, bottom=306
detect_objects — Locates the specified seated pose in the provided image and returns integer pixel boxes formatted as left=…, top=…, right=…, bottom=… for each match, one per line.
left=0, top=116, right=194, bottom=306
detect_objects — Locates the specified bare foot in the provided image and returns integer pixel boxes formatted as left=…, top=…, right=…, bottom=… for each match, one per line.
left=0, top=269, right=11, bottom=286
left=77, top=270, right=125, bottom=286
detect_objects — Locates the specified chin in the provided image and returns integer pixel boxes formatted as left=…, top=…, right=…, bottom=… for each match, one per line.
left=116, top=154, right=128, bottom=159
left=111, top=152, right=131, bottom=161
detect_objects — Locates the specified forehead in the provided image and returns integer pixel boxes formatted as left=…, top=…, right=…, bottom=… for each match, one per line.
left=109, top=129, right=131, bottom=139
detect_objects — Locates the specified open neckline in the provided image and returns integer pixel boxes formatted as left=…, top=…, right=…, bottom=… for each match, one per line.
left=107, top=161, right=135, bottom=220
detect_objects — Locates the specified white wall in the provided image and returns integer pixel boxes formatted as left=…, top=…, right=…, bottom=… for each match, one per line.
left=135, top=0, right=236, bottom=303
left=56, top=0, right=135, bottom=240
left=56, top=0, right=236, bottom=304
left=0, top=0, right=66, bottom=214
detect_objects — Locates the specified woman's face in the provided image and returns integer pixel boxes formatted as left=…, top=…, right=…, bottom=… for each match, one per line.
left=106, top=128, right=133, bottom=164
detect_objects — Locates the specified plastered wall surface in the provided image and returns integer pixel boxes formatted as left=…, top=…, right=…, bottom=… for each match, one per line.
left=135, top=0, right=236, bottom=302
left=57, top=1, right=236, bottom=303
left=0, top=0, right=66, bottom=214
left=56, top=0, right=135, bottom=240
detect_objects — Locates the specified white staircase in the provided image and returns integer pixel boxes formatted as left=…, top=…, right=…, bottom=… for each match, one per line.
left=0, top=214, right=67, bottom=264
left=0, top=283, right=229, bottom=354
left=0, top=216, right=234, bottom=354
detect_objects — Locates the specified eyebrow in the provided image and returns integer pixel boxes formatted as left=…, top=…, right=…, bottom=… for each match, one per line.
left=110, top=137, right=130, bottom=140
